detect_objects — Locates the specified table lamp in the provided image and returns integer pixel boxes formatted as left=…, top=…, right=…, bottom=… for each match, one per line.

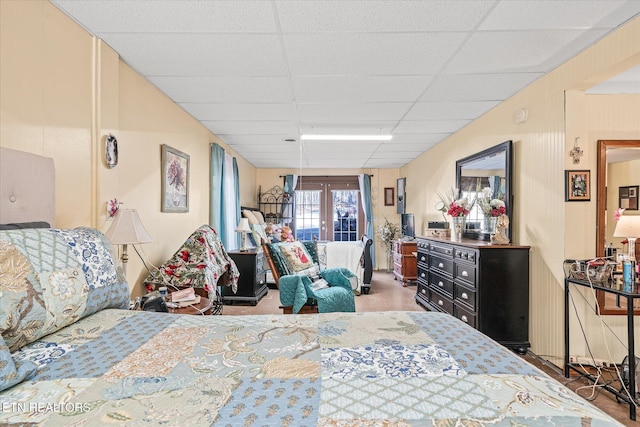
left=235, top=218, right=251, bottom=252
left=105, top=209, right=153, bottom=274
left=613, top=214, right=640, bottom=285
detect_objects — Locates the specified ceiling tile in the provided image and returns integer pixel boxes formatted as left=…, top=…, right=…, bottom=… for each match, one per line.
left=292, top=76, right=433, bottom=103
left=181, top=103, right=297, bottom=121
left=297, top=103, right=412, bottom=121
left=421, top=73, right=543, bottom=101
left=394, top=120, right=472, bottom=134
left=299, top=122, right=397, bottom=134
left=52, top=0, right=277, bottom=33
left=404, top=101, right=500, bottom=120
left=103, top=34, right=287, bottom=76
left=203, top=121, right=299, bottom=135
left=149, top=76, right=292, bottom=103
left=284, top=33, right=467, bottom=76
left=276, top=0, right=493, bottom=32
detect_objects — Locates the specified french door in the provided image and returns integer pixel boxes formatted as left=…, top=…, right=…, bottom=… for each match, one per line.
left=294, top=176, right=362, bottom=241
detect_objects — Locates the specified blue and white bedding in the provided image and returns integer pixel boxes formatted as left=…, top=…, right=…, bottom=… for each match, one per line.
left=1, top=310, right=621, bottom=426
left=0, top=227, right=621, bottom=426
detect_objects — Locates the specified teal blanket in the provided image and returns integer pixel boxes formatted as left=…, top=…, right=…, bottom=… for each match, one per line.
left=279, top=268, right=356, bottom=313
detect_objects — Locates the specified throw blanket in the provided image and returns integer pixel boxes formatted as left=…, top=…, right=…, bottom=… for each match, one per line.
left=279, top=268, right=356, bottom=313
left=143, top=225, right=239, bottom=297
left=325, top=241, right=364, bottom=293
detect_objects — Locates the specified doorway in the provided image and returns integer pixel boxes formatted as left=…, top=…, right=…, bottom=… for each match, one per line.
left=294, top=176, right=363, bottom=241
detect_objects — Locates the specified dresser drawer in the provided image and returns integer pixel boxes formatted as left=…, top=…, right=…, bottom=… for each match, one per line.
left=455, top=263, right=476, bottom=286
left=429, top=288, right=453, bottom=315
left=455, top=284, right=476, bottom=311
left=429, top=242, right=454, bottom=258
left=454, top=248, right=477, bottom=265
left=454, top=303, right=477, bottom=328
left=429, top=271, right=453, bottom=297
left=417, top=281, right=429, bottom=298
left=417, top=268, right=428, bottom=282
left=416, top=250, right=429, bottom=266
left=430, top=254, right=454, bottom=276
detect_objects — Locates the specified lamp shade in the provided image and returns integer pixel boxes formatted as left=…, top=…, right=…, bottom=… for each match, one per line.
left=105, top=209, right=152, bottom=244
left=613, top=215, right=640, bottom=238
left=235, top=218, right=251, bottom=233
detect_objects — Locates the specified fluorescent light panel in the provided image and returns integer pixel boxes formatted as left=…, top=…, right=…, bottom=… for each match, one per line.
left=301, top=134, right=392, bottom=141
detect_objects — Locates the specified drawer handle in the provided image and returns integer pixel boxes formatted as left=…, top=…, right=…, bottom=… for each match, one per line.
left=445, top=250, right=451, bottom=254
left=461, top=315, right=468, bottom=323
left=421, top=272, right=426, bottom=278
left=421, top=289, right=426, bottom=294
left=462, top=271, right=468, bottom=277
left=421, top=256, right=426, bottom=261
left=437, top=281, right=444, bottom=287
left=438, top=300, right=444, bottom=306
left=461, top=292, right=468, bottom=300
left=438, top=262, right=444, bottom=268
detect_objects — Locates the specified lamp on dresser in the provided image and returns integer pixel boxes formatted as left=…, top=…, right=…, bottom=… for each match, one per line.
left=105, top=208, right=153, bottom=274
left=235, top=218, right=251, bottom=252
left=614, top=214, right=640, bottom=285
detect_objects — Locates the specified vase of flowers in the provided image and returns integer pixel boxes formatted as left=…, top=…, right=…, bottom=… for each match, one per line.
left=377, top=217, right=400, bottom=272
left=437, top=187, right=474, bottom=240
left=477, top=187, right=506, bottom=234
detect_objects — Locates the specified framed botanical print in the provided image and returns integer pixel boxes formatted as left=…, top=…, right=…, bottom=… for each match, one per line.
left=161, top=144, right=189, bottom=213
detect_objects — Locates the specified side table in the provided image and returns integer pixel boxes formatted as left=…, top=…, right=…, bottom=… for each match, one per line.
left=564, top=277, right=639, bottom=421
left=167, top=295, right=213, bottom=315
left=223, top=249, right=268, bottom=305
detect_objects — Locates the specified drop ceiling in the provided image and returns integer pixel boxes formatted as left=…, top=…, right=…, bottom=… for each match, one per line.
left=51, top=0, right=640, bottom=169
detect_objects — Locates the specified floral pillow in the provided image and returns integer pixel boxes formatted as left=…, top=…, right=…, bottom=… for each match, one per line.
left=279, top=241, right=315, bottom=272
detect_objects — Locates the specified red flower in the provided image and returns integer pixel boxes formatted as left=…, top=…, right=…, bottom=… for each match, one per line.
left=447, top=203, right=469, bottom=217
left=196, top=264, right=206, bottom=269
left=179, top=250, right=189, bottom=261
left=145, top=283, right=154, bottom=293
left=490, top=206, right=507, bottom=217
left=165, top=268, right=174, bottom=276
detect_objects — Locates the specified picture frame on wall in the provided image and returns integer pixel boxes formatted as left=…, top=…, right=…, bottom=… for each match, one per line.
left=619, top=185, right=639, bottom=210
left=565, top=170, right=590, bottom=202
left=384, top=188, right=395, bottom=206
left=161, top=144, right=190, bottom=213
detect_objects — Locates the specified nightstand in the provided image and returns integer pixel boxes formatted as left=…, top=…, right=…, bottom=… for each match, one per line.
left=223, top=249, right=268, bottom=305
left=167, top=296, right=213, bottom=315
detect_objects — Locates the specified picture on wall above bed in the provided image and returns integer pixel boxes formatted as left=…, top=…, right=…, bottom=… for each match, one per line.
left=161, top=144, right=189, bottom=213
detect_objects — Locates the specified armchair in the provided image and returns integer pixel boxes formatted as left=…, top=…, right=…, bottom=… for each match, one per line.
left=262, top=240, right=356, bottom=314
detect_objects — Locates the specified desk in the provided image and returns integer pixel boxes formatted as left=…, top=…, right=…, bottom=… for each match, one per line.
left=564, top=277, right=640, bottom=420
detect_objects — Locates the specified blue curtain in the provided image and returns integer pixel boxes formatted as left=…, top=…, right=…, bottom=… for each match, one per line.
left=358, top=174, right=375, bottom=268
left=233, top=157, right=241, bottom=248
left=281, top=174, right=298, bottom=221
left=209, top=143, right=225, bottom=238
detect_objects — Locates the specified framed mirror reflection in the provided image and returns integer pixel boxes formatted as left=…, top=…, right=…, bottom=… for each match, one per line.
left=456, top=140, right=512, bottom=241
left=596, top=140, right=640, bottom=315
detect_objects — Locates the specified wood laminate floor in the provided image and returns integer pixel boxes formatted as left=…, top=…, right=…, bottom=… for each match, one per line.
left=221, top=270, right=635, bottom=425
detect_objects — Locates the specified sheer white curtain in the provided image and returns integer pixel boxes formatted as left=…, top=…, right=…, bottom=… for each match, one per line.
left=223, top=153, right=238, bottom=250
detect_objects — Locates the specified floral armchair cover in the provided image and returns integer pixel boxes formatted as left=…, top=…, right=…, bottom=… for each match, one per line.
left=143, top=225, right=239, bottom=298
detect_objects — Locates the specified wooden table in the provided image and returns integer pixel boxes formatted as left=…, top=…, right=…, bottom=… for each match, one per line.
left=167, top=295, right=213, bottom=315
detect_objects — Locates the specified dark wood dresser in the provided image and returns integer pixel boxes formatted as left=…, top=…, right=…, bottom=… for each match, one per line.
left=415, top=235, right=530, bottom=353
left=223, top=249, right=268, bottom=305
left=393, top=239, right=417, bottom=286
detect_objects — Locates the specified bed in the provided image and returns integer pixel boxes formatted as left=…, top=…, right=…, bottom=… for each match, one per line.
left=0, top=148, right=623, bottom=426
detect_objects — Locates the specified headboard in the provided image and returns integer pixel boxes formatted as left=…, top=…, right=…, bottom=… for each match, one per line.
left=0, top=147, right=55, bottom=226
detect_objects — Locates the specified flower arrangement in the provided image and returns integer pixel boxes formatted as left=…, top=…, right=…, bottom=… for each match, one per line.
left=377, top=217, right=400, bottom=254
left=436, top=187, right=474, bottom=218
left=168, top=159, right=186, bottom=190
left=477, top=187, right=506, bottom=217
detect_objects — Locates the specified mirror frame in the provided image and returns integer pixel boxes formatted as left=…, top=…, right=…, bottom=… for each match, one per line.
left=596, top=139, right=640, bottom=315
left=456, top=140, right=513, bottom=241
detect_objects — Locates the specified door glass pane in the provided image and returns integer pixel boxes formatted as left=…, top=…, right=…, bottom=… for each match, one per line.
left=332, top=190, right=359, bottom=241
left=295, top=190, right=321, bottom=240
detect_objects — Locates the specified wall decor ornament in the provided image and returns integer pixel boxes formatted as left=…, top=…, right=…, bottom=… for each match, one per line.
left=565, top=170, right=590, bottom=202
left=384, top=187, right=395, bottom=206
left=161, top=144, right=189, bottom=213
left=105, top=134, right=118, bottom=168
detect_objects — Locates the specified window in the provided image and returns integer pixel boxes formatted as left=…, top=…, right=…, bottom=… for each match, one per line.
left=294, top=176, right=362, bottom=241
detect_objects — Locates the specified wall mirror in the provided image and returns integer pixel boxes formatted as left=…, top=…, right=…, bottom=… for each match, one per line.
left=456, top=140, right=512, bottom=241
left=596, top=139, right=640, bottom=315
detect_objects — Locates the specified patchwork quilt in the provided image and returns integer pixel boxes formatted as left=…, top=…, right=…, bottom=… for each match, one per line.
left=0, top=310, right=621, bottom=426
